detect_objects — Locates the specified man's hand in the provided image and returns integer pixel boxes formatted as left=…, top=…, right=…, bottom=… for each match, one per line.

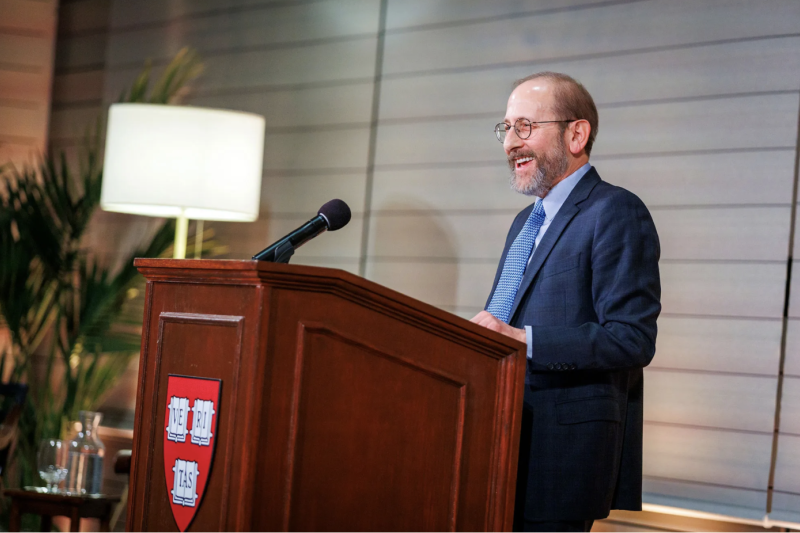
left=470, top=311, right=527, bottom=344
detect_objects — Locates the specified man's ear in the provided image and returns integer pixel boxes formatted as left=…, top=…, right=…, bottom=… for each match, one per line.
left=566, top=119, right=591, bottom=155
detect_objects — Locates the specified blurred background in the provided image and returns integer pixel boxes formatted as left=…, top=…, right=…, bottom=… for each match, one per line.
left=2, top=0, right=800, bottom=530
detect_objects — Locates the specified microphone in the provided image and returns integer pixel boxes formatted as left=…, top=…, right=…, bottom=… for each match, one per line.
left=252, top=199, right=351, bottom=263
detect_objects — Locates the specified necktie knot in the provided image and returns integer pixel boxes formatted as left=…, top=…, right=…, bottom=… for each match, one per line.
left=486, top=199, right=546, bottom=324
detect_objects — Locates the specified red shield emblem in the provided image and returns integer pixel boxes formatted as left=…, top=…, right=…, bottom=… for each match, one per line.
left=163, top=375, right=221, bottom=532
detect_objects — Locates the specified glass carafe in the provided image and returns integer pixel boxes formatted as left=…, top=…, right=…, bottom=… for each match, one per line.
left=64, top=411, right=105, bottom=494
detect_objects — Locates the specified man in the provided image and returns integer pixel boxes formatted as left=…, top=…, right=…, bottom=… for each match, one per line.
left=470, top=72, right=661, bottom=532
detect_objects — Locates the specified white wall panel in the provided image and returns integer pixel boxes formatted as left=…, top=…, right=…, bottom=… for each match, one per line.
left=774, top=435, right=800, bottom=494
left=107, top=0, right=380, bottom=66
left=651, top=207, right=790, bottom=262
left=785, top=320, right=800, bottom=377
left=653, top=316, right=782, bottom=375
left=379, top=37, right=800, bottom=120
left=593, top=94, right=798, bottom=156
left=772, top=491, right=800, bottom=524
left=643, top=424, right=772, bottom=490
left=643, top=477, right=767, bottom=520
left=261, top=174, right=367, bottom=216
left=382, top=0, right=800, bottom=76
left=367, top=212, right=511, bottom=260
left=104, top=37, right=377, bottom=101
left=660, top=263, right=786, bottom=318
left=189, top=82, right=375, bottom=129
left=365, top=261, right=495, bottom=310
left=385, top=0, right=602, bottom=30
left=263, top=127, right=370, bottom=173
left=778, top=376, right=800, bottom=435
left=110, top=0, right=285, bottom=27
left=644, top=370, right=777, bottom=433
left=599, top=151, right=796, bottom=207
left=371, top=165, right=529, bottom=212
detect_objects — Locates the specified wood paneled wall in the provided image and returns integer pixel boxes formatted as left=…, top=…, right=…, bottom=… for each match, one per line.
left=39, top=0, right=800, bottom=525
left=0, top=0, right=58, bottom=167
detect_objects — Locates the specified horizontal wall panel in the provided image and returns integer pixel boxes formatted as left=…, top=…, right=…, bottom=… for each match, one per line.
left=599, top=151, right=796, bottom=207
left=0, top=106, right=47, bottom=139
left=784, top=320, right=800, bottom=377
left=643, top=424, right=772, bottom=490
left=643, top=370, right=777, bottom=433
left=107, top=0, right=380, bottom=66
left=379, top=36, right=800, bottom=120
left=651, top=206, right=790, bottom=262
left=59, top=0, right=111, bottom=36
left=0, top=0, right=56, bottom=34
left=371, top=165, right=529, bottom=212
left=652, top=316, right=782, bottom=375
left=54, top=33, right=108, bottom=70
left=367, top=212, right=511, bottom=261
left=263, top=128, right=370, bottom=173
left=779, top=376, right=800, bottom=434
left=49, top=107, right=104, bottom=140
left=771, top=491, right=800, bottom=524
left=0, top=143, right=40, bottom=168
left=593, top=94, right=798, bottom=157
left=110, top=0, right=285, bottom=27
left=0, top=69, right=50, bottom=102
left=365, top=261, right=496, bottom=310
left=188, top=81, right=374, bottom=129
left=381, top=0, right=800, bottom=76
left=774, top=434, right=800, bottom=494
left=0, top=34, right=53, bottom=68
left=374, top=94, right=798, bottom=167
left=385, top=0, right=602, bottom=30
left=643, top=478, right=767, bottom=521
left=261, top=173, right=367, bottom=216
left=104, top=37, right=377, bottom=101
left=660, top=263, right=786, bottom=319
left=52, top=70, right=105, bottom=104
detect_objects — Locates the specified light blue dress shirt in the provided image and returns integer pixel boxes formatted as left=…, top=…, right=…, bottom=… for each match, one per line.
left=524, top=163, right=592, bottom=359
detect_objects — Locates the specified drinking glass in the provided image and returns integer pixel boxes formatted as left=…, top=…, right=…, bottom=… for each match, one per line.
left=37, top=439, right=68, bottom=493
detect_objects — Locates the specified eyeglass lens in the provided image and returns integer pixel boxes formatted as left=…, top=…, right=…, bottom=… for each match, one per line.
left=495, top=119, right=532, bottom=142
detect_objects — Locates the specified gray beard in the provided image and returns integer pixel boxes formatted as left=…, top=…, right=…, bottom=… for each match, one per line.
left=508, top=141, right=569, bottom=197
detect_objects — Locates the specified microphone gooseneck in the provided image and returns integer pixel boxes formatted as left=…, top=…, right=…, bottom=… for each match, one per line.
left=252, top=199, right=351, bottom=263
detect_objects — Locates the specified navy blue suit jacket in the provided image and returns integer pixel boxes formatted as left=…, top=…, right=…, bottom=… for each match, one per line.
left=487, top=167, right=661, bottom=521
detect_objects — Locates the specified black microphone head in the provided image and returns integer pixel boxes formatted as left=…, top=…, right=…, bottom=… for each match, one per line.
left=318, top=199, right=351, bottom=231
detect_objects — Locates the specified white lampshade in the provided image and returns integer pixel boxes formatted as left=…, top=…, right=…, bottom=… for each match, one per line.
left=101, top=103, right=265, bottom=222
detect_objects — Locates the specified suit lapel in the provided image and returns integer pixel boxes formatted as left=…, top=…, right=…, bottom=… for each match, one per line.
left=507, top=169, right=601, bottom=321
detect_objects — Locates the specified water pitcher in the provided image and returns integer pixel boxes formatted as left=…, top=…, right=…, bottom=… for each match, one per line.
left=65, top=411, right=105, bottom=494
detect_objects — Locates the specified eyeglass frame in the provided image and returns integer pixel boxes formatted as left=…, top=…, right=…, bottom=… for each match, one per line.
left=494, top=118, right=578, bottom=142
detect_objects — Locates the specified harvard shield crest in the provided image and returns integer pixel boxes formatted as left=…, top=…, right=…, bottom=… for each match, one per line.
left=163, top=375, right=221, bottom=532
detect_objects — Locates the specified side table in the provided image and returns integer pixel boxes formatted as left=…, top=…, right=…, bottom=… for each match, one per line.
left=5, top=488, right=121, bottom=532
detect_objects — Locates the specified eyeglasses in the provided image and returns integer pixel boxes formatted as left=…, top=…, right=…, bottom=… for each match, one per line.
left=494, top=118, right=577, bottom=142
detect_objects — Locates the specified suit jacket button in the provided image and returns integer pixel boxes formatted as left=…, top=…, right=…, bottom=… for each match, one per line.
left=555, top=363, right=562, bottom=370
left=570, top=363, right=577, bottom=370
left=547, top=363, right=554, bottom=370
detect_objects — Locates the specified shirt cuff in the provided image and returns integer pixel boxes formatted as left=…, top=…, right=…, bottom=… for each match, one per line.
left=525, top=325, right=532, bottom=359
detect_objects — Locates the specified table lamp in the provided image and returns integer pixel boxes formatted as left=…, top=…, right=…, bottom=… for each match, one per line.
left=100, top=103, right=265, bottom=258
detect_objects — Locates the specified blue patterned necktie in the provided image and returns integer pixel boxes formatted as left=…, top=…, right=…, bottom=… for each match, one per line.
left=487, top=199, right=546, bottom=324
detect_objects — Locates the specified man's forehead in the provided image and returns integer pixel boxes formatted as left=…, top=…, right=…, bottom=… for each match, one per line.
left=506, top=79, right=554, bottom=118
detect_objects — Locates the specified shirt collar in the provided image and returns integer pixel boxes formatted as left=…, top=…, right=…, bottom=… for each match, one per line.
left=540, top=163, right=591, bottom=220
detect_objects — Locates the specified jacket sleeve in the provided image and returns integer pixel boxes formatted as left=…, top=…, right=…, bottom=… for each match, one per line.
left=528, top=192, right=661, bottom=371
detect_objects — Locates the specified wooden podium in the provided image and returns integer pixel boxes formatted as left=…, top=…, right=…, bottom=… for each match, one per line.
left=128, top=259, right=526, bottom=531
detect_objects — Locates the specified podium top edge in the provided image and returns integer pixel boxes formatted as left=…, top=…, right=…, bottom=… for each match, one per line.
left=132, top=258, right=526, bottom=355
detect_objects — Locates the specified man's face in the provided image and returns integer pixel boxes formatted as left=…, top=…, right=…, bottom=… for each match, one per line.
left=503, top=80, right=569, bottom=197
